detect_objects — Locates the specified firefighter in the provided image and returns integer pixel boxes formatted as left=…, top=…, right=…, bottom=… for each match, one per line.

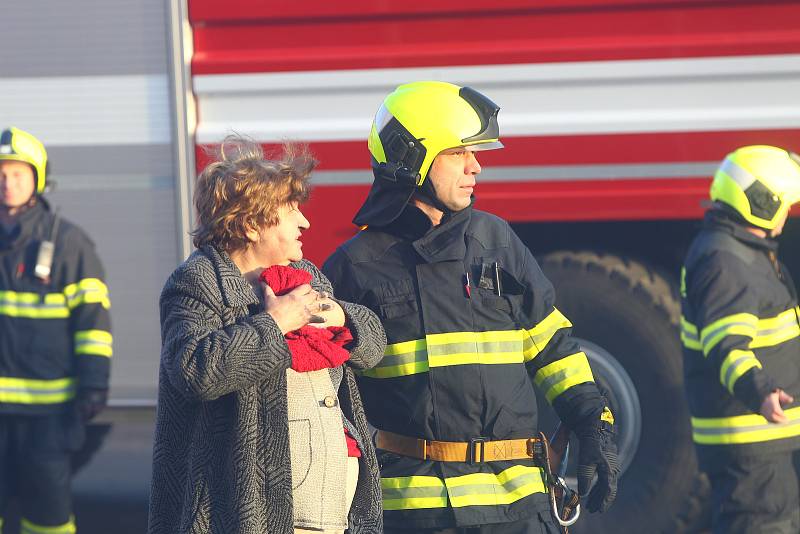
left=323, top=81, right=618, bottom=533
left=680, top=145, right=800, bottom=533
left=0, top=127, right=111, bottom=534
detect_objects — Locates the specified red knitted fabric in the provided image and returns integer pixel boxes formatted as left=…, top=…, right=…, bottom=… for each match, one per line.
left=259, top=266, right=352, bottom=372
left=344, top=427, right=362, bottom=458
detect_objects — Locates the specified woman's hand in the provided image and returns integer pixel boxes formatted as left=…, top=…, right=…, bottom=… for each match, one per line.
left=307, top=291, right=346, bottom=329
left=263, top=283, right=319, bottom=334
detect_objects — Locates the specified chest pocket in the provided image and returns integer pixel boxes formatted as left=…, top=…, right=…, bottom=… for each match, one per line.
left=469, top=258, right=524, bottom=327
left=372, top=279, right=420, bottom=342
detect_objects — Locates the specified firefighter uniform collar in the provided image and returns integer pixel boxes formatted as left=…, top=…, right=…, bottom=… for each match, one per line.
left=0, top=199, right=49, bottom=250
left=413, top=205, right=472, bottom=263
left=704, top=209, right=779, bottom=254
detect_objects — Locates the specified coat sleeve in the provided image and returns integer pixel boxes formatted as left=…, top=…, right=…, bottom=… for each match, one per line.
left=301, top=258, right=386, bottom=370
left=159, top=272, right=292, bottom=402
left=685, top=252, right=776, bottom=412
left=65, top=231, right=112, bottom=391
left=512, top=234, right=607, bottom=427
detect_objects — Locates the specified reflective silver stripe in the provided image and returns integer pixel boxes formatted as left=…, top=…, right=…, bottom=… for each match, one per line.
left=693, top=417, right=800, bottom=437
left=723, top=353, right=754, bottom=390
left=701, top=321, right=756, bottom=347
left=720, top=158, right=756, bottom=189
left=426, top=339, right=523, bottom=356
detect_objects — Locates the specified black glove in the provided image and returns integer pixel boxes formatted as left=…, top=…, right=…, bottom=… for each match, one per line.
left=575, top=407, right=619, bottom=513
left=75, top=388, right=108, bottom=422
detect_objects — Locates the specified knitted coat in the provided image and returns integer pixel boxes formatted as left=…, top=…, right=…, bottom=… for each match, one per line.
left=147, top=245, right=385, bottom=534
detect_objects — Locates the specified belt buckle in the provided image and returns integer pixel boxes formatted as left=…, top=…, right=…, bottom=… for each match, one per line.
left=467, top=437, right=487, bottom=464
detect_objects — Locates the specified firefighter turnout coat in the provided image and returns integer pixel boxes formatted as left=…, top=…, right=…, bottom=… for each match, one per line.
left=681, top=211, right=800, bottom=463
left=323, top=205, right=606, bottom=529
left=0, top=200, right=111, bottom=414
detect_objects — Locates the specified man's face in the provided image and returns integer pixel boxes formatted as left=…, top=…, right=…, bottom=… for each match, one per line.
left=427, top=147, right=482, bottom=212
left=0, top=160, right=36, bottom=209
left=249, top=202, right=310, bottom=266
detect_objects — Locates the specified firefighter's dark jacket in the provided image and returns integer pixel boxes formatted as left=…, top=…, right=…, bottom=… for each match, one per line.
left=0, top=200, right=111, bottom=415
left=323, top=204, right=605, bottom=528
left=681, top=210, right=800, bottom=459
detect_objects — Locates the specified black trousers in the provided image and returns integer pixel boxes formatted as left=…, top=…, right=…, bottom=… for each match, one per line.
left=0, top=412, right=83, bottom=529
left=384, top=512, right=562, bottom=534
left=707, top=451, right=800, bottom=534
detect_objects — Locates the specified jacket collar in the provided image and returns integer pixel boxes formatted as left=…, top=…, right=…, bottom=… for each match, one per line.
left=0, top=199, right=50, bottom=251
left=200, top=245, right=260, bottom=308
left=412, top=205, right=472, bottom=263
left=704, top=209, right=779, bottom=254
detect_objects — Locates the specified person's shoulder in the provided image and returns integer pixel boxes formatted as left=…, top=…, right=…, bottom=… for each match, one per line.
left=56, top=216, right=96, bottom=250
left=329, top=228, right=399, bottom=265
left=688, top=229, right=757, bottom=272
left=467, top=209, right=512, bottom=248
left=161, top=248, right=218, bottom=298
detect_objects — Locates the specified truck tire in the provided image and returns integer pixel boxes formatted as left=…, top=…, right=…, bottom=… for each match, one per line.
left=538, top=251, right=709, bottom=534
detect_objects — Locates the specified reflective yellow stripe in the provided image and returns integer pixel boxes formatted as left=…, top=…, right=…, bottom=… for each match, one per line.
left=751, top=308, right=800, bottom=348
left=522, top=308, right=572, bottom=362
left=21, top=515, right=76, bottom=534
left=446, top=465, right=547, bottom=507
left=427, top=330, right=524, bottom=368
left=362, top=339, right=429, bottom=378
left=692, top=406, right=800, bottom=445
left=700, top=313, right=758, bottom=355
left=683, top=307, right=800, bottom=354
left=74, top=329, right=113, bottom=357
left=0, top=377, right=77, bottom=404
left=719, top=350, right=761, bottom=394
left=363, top=329, right=526, bottom=379
left=534, top=351, right=595, bottom=403
left=679, top=316, right=701, bottom=351
left=381, top=466, right=547, bottom=510
left=382, top=476, right=448, bottom=510
left=0, top=290, right=69, bottom=319
left=64, top=278, right=110, bottom=310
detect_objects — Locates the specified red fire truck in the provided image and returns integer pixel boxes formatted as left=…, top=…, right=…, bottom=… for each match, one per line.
left=182, top=1, right=800, bottom=531
left=3, top=0, right=798, bottom=531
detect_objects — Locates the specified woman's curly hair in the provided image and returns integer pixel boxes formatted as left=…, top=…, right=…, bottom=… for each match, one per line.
left=192, top=135, right=317, bottom=252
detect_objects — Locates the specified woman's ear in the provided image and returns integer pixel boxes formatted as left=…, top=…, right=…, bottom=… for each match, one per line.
left=244, top=221, right=260, bottom=243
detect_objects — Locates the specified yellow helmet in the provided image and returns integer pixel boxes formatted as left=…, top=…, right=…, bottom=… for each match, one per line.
left=0, top=127, right=48, bottom=194
left=710, top=145, right=800, bottom=230
left=355, top=81, right=503, bottom=226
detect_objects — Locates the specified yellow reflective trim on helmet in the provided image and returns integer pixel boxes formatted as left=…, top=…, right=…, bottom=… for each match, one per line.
left=20, top=515, right=76, bottom=534
left=381, top=476, right=448, bottom=511
left=0, top=377, right=76, bottom=404
left=692, top=406, right=800, bottom=445
left=0, top=290, right=69, bottom=319
left=74, top=329, right=113, bottom=357
left=534, top=351, right=595, bottom=403
left=522, top=308, right=572, bottom=362
left=64, top=278, right=110, bottom=310
left=719, top=349, right=761, bottom=394
left=700, top=313, right=758, bottom=356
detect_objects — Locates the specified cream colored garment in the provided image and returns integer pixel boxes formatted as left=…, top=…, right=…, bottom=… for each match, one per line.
left=294, top=457, right=360, bottom=534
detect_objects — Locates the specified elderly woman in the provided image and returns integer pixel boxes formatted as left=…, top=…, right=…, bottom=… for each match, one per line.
left=147, top=137, right=385, bottom=534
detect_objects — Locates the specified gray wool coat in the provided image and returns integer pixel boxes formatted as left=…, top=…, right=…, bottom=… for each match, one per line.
left=147, top=245, right=385, bottom=534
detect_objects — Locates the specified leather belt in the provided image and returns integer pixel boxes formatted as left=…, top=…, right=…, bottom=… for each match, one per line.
left=376, top=429, right=542, bottom=464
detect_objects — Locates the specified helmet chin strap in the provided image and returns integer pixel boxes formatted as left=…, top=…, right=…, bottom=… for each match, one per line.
left=415, top=175, right=451, bottom=216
